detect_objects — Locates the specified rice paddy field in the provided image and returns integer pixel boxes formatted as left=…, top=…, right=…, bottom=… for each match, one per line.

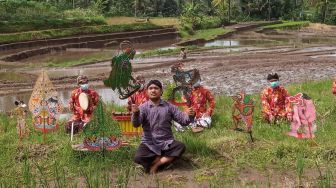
left=0, top=79, right=335, bottom=187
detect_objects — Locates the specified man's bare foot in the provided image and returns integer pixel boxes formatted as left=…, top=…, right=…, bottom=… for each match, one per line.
left=149, top=156, right=175, bottom=174
left=149, top=163, right=160, bottom=174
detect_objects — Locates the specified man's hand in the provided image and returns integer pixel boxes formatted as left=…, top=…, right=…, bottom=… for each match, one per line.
left=131, top=104, right=140, bottom=114
left=269, top=114, right=274, bottom=122
left=188, top=107, right=195, bottom=117
left=203, top=112, right=210, bottom=118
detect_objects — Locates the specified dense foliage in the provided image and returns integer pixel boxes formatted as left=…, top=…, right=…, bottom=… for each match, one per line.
left=0, top=0, right=106, bottom=32
left=1, top=0, right=336, bottom=33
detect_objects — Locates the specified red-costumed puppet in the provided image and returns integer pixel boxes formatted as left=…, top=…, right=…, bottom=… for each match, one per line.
left=169, top=63, right=215, bottom=133
left=232, top=91, right=254, bottom=141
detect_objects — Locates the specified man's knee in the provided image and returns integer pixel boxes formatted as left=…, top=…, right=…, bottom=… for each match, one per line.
left=134, top=155, right=142, bottom=164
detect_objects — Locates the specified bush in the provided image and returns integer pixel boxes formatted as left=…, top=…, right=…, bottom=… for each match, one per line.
left=180, top=23, right=194, bottom=35
left=195, top=16, right=221, bottom=30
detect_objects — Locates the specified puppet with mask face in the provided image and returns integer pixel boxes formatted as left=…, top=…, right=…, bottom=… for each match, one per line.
left=170, top=66, right=215, bottom=132
left=127, top=75, right=149, bottom=112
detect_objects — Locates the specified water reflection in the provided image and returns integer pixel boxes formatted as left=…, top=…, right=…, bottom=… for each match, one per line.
left=157, top=46, right=177, bottom=51
left=204, top=40, right=240, bottom=47
left=204, top=39, right=280, bottom=47
left=0, top=87, right=127, bottom=113
left=203, top=37, right=335, bottom=48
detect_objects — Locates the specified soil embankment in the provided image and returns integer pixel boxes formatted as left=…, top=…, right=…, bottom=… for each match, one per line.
left=0, top=27, right=179, bottom=61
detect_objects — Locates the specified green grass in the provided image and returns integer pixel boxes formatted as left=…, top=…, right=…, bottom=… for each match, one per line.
left=0, top=17, right=106, bottom=33
left=0, top=72, right=31, bottom=81
left=23, top=45, right=230, bottom=68
left=182, top=28, right=232, bottom=41
left=44, top=51, right=113, bottom=68
left=263, top=21, right=310, bottom=30
left=0, top=23, right=163, bottom=44
left=137, top=45, right=198, bottom=58
left=0, top=79, right=336, bottom=186
left=0, top=1, right=107, bottom=33
left=107, top=16, right=179, bottom=27
left=137, top=45, right=238, bottom=59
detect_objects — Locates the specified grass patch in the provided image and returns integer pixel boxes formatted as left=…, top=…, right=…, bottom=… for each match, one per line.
left=0, top=72, right=30, bottom=81
left=137, top=45, right=198, bottom=58
left=137, top=45, right=239, bottom=59
left=45, top=51, right=112, bottom=68
left=0, top=2, right=106, bottom=33
left=263, top=21, right=310, bottom=30
left=31, top=44, right=231, bottom=68
left=107, top=16, right=143, bottom=25
left=0, top=23, right=163, bottom=44
left=150, top=17, right=179, bottom=27
left=182, top=28, right=232, bottom=41
left=107, top=16, right=179, bottom=27
left=23, top=45, right=228, bottom=68
left=0, top=17, right=106, bottom=33
left=20, top=50, right=113, bottom=68
left=0, top=79, right=336, bottom=186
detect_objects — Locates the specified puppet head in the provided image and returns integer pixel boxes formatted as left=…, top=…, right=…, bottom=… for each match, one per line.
left=77, top=75, right=89, bottom=90
left=171, top=62, right=184, bottom=73
left=120, top=41, right=136, bottom=60
left=14, top=100, right=27, bottom=108
left=135, top=75, right=146, bottom=90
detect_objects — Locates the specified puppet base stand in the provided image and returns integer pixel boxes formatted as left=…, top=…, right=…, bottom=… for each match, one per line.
left=112, top=112, right=143, bottom=136
left=72, top=144, right=90, bottom=151
left=192, top=126, right=204, bottom=133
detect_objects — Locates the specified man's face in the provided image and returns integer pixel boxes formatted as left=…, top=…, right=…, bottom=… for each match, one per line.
left=147, top=84, right=162, bottom=100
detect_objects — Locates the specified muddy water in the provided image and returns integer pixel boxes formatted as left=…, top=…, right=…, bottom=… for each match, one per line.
left=204, top=39, right=279, bottom=47
left=16, top=39, right=179, bottom=66
left=0, top=87, right=127, bottom=113
left=132, top=39, right=179, bottom=51
left=203, top=36, right=336, bottom=48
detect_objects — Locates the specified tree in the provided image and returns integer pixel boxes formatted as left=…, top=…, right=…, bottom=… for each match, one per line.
left=213, top=0, right=229, bottom=22
left=162, top=0, right=180, bottom=16
left=180, top=2, right=203, bottom=29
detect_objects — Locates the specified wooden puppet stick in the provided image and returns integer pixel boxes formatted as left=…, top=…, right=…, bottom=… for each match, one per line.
left=71, top=121, right=74, bottom=142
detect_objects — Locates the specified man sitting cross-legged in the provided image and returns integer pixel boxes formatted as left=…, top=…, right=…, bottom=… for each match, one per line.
left=132, top=80, right=195, bottom=174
